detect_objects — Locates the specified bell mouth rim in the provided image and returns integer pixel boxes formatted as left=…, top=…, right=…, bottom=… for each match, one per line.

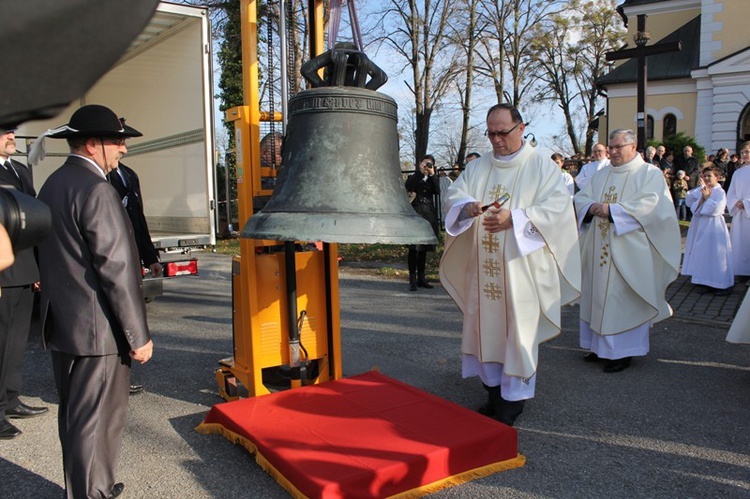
left=241, top=211, right=438, bottom=245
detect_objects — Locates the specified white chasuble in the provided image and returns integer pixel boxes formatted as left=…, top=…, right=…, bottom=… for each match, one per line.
left=440, top=143, right=581, bottom=378
left=575, top=157, right=681, bottom=336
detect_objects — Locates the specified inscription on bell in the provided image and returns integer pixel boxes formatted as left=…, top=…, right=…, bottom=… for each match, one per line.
left=291, top=93, right=397, bottom=119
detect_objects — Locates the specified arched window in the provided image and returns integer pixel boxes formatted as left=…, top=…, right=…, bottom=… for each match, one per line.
left=647, top=115, right=654, bottom=140
left=663, top=114, right=677, bottom=139
left=740, top=103, right=750, bottom=144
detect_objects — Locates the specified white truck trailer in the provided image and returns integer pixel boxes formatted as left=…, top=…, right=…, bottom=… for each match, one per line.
left=21, top=1, right=217, bottom=254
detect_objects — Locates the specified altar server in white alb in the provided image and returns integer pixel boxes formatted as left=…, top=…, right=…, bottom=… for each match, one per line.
left=727, top=141, right=750, bottom=279
left=575, top=129, right=681, bottom=373
left=727, top=290, right=750, bottom=344
left=440, top=103, right=581, bottom=426
left=681, top=164, right=733, bottom=295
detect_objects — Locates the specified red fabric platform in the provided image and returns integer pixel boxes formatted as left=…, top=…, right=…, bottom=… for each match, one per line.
left=197, top=371, right=524, bottom=498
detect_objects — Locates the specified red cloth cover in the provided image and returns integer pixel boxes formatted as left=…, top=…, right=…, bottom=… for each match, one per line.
left=197, top=371, right=523, bottom=498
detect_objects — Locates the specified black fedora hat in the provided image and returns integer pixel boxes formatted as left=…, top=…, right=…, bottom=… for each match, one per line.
left=119, top=117, right=143, bottom=138
left=47, top=105, right=142, bottom=139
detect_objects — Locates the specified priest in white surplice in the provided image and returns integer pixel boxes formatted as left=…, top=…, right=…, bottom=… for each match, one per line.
left=574, top=143, right=609, bottom=191
left=440, top=104, right=581, bottom=426
left=575, top=129, right=681, bottom=373
left=726, top=141, right=750, bottom=278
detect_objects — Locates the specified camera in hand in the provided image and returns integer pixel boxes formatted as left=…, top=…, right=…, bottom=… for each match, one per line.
left=0, top=187, right=51, bottom=251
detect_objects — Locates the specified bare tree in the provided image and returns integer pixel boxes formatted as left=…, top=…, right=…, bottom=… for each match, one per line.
left=369, top=0, right=461, bottom=163
left=474, top=0, right=562, bottom=108
left=448, top=0, right=482, bottom=169
left=531, top=0, right=625, bottom=154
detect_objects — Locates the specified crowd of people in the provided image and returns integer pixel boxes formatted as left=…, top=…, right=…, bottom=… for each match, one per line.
left=404, top=104, right=750, bottom=428
left=0, top=105, right=156, bottom=499
left=551, top=139, right=750, bottom=298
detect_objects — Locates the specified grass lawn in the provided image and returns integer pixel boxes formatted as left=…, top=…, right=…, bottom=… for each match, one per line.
left=214, top=236, right=445, bottom=281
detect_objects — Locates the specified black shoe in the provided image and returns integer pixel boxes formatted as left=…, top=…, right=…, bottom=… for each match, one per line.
left=477, top=402, right=494, bottom=416
left=416, top=279, right=433, bottom=289
left=129, top=384, right=144, bottom=395
left=583, top=352, right=600, bottom=363
left=6, top=402, right=48, bottom=419
left=495, top=399, right=525, bottom=426
left=714, top=287, right=733, bottom=296
left=603, top=357, right=632, bottom=373
left=107, top=483, right=124, bottom=499
left=478, top=383, right=501, bottom=417
left=408, top=281, right=417, bottom=291
left=0, top=419, right=22, bottom=439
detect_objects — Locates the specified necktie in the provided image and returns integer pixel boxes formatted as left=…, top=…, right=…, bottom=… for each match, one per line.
left=117, top=168, right=128, bottom=187
left=3, top=160, right=19, bottom=179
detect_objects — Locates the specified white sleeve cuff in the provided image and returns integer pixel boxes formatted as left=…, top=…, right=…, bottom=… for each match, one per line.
left=610, top=204, right=640, bottom=236
left=512, top=209, right=546, bottom=256
left=445, top=200, right=476, bottom=236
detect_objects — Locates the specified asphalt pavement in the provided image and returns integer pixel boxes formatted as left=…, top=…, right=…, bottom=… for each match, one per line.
left=1, top=251, right=749, bottom=498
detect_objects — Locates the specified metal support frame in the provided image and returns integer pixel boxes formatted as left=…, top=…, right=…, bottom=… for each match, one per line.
left=216, top=0, right=342, bottom=400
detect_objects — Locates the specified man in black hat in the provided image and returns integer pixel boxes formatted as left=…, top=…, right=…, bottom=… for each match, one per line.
left=107, top=119, right=161, bottom=396
left=37, top=104, right=153, bottom=499
left=0, top=125, right=48, bottom=440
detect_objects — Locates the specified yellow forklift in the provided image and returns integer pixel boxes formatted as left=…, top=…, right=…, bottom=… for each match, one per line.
left=215, top=0, right=436, bottom=400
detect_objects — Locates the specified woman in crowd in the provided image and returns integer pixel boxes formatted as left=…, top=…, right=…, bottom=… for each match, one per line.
left=405, top=154, right=440, bottom=291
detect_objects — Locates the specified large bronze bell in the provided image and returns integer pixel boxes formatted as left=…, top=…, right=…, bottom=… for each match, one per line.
left=241, top=86, right=438, bottom=245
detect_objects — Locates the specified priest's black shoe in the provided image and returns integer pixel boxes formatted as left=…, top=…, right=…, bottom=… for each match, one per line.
left=107, top=483, right=124, bottom=499
left=416, top=279, right=433, bottom=289
left=603, top=357, right=632, bottom=373
left=5, top=402, right=48, bottom=419
left=129, top=384, right=144, bottom=395
left=495, top=399, right=525, bottom=427
left=583, top=352, right=600, bottom=362
left=0, top=419, right=22, bottom=439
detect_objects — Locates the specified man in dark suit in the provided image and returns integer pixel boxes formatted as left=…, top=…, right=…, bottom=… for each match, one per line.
left=0, top=126, right=48, bottom=440
left=37, top=105, right=153, bottom=499
left=108, top=153, right=161, bottom=395
left=108, top=162, right=161, bottom=278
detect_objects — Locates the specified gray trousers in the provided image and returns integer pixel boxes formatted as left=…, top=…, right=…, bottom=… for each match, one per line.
left=52, top=351, right=130, bottom=499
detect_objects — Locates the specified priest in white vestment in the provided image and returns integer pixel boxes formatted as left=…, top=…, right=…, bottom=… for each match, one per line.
left=574, top=143, right=609, bottom=191
left=726, top=289, right=750, bottom=344
left=575, top=129, right=681, bottom=373
left=726, top=141, right=750, bottom=277
left=440, top=104, right=581, bottom=426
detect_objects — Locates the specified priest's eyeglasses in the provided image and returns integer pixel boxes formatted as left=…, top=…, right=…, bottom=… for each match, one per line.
left=608, top=142, right=635, bottom=151
left=485, top=122, right=521, bottom=139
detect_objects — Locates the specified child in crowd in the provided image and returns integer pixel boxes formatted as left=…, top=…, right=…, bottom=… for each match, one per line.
left=551, top=152, right=574, bottom=198
left=681, top=165, right=734, bottom=295
left=671, top=170, right=689, bottom=220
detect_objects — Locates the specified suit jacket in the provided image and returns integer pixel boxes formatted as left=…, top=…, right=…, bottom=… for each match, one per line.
left=0, top=158, right=39, bottom=287
left=37, top=156, right=150, bottom=356
left=107, top=163, right=159, bottom=267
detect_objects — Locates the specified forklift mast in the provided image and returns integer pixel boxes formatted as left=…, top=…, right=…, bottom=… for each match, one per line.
left=217, top=0, right=342, bottom=400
